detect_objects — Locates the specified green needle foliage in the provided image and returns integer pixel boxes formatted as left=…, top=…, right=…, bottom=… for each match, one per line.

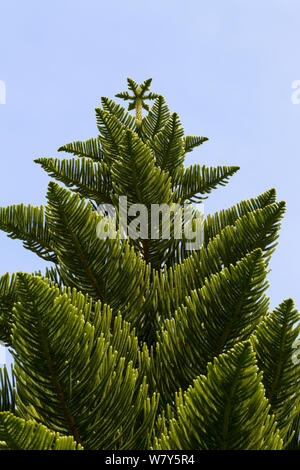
left=0, top=77, right=299, bottom=450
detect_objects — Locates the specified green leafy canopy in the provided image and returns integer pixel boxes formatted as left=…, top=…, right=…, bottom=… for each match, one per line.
left=0, top=77, right=298, bottom=450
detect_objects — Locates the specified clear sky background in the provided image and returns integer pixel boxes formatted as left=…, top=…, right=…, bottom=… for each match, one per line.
left=0, top=0, right=299, bottom=351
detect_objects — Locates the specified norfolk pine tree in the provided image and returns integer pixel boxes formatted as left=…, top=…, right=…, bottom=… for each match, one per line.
left=0, top=78, right=299, bottom=450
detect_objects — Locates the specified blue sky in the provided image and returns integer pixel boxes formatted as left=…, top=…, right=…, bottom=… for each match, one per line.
left=0, top=0, right=299, bottom=346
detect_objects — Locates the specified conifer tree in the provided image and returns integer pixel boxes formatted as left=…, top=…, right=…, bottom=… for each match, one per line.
left=0, top=78, right=299, bottom=450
